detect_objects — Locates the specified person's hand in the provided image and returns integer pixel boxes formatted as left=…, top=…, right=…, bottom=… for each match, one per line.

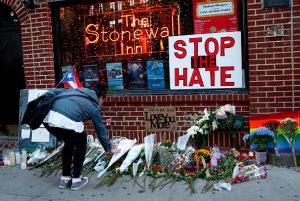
left=110, top=148, right=121, bottom=154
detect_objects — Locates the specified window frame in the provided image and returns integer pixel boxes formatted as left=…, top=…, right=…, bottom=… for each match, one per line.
left=50, top=0, right=249, bottom=96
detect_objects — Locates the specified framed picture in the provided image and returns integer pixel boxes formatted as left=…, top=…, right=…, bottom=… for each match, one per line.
left=127, top=61, right=146, bottom=89
left=146, top=60, right=165, bottom=89
left=82, top=64, right=99, bottom=88
left=106, top=62, right=124, bottom=90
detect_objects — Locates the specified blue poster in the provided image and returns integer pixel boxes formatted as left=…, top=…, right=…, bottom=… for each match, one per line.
left=106, top=62, right=124, bottom=90
left=146, top=60, right=165, bottom=89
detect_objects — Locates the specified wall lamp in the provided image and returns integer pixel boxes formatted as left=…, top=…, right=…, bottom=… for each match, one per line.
left=21, top=0, right=36, bottom=9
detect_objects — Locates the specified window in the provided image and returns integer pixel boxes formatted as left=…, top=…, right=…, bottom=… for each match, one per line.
left=52, top=0, right=247, bottom=94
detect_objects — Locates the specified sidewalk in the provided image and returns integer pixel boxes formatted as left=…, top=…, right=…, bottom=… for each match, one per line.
left=0, top=165, right=299, bottom=201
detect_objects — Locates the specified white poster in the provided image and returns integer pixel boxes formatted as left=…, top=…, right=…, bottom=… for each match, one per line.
left=28, top=89, right=48, bottom=102
left=168, top=31, right=242, bottom=90
left=31, top=128, right=50, bottom=143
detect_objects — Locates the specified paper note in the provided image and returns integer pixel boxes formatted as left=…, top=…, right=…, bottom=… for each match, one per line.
left=21, top=129, right=31, bottom=139
left=28, top=89, right=48, bottom=102
left=31, top=128, right=49, bottom=142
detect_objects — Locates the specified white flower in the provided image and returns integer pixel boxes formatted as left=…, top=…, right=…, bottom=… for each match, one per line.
left=203, top=108, right=210, bottom=120
left=280, top=118, right=296, bottom=124
left=187, top=126, right=199, bottom=136
left=196, top=118, right=204, bottom=125
left=212, top=120, right=218, bottom=130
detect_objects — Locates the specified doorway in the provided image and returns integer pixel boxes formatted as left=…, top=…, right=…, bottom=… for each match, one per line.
left=0, top=3, right=25, bottom=138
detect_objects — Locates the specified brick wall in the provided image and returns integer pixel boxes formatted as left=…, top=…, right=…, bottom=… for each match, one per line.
left=0, top=0, right=56, bottom=89
left=7, top=0, right=300, bottom=147
left=1, top=0, right=251, bottom=148
left=88, top=93, right=250, bottom=146
left=247, top=0, right=300, bottom=115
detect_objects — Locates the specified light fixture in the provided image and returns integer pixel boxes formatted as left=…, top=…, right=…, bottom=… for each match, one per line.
left=248, top=151, right=254, bottom=157
left=21, top=0, right=36, bottom=10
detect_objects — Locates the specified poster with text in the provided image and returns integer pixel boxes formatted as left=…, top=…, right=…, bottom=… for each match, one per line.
left=106, top=62, right=124, bottom=90
left=127, top=61, right=146, bottom=89
left=193, top=0, right=238, bottom=34
left=146, top=60, right=165, bottom=89
left=83, top=64, right=99, bottom=88
left=168, top=31, right=242, bottom=90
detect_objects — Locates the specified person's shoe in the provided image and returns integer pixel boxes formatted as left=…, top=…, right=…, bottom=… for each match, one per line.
left=59, top=176, right=72, bottom=189
left=71, top=176, right=88, bottom=191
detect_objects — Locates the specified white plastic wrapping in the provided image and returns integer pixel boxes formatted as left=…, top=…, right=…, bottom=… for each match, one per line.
left=176, top=134, right=190, bottom=151
left=119, top=144, right=144, bottom=173
left=144, top=134, right=155, bottom=168
left=97, top=138, right=137, bottom=179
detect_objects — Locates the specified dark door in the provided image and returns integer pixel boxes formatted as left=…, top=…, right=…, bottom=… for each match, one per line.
left=0, top=3, right=25, bottom=136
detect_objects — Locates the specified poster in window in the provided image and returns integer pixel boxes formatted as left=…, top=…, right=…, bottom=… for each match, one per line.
left=127, top=61, right=146, bottom=89
left=61, top=65, right=72, bottom=77
left=83, top=64, right=99, bottom=88
left=146, top=60, right=165, bottom=89
left=106, top=62, right=124, bottom=90
left=193, top=0, right=238, bottom=34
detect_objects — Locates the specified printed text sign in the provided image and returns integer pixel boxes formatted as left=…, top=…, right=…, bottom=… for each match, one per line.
left=168, top=32, right=242, bottom=90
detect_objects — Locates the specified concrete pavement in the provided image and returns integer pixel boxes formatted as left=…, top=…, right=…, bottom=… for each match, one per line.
left=0, top=165, right=299, bottom=201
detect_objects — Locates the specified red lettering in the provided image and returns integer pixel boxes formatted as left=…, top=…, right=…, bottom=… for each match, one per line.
left=189, top=68, right=204, bottom=87
left=221, top=66, right=234, bottom=86
left=221, top=37, right=235, bottom=56
left=205, top=66, right=219, bottom=86
left=175, top=68, right=188, bottom=86
left=174, top=40, right=187, bottom=59
left=205, top=38, right=219, bottom=56
left=189, top=37, right=202, bottom=57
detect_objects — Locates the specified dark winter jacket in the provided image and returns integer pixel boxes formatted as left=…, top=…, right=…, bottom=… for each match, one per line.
left=45, top=88, right=111, bottom=152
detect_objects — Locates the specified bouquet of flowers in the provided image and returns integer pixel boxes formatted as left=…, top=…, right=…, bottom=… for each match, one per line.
left=187, top=104, right=244, bottom=148
left=278, top=118, right=299, bottom=168
left=243, top=127, right=276, bottom=152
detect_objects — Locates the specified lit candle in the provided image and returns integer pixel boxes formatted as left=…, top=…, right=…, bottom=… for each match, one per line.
left=248, top=151, right=254, bottom=157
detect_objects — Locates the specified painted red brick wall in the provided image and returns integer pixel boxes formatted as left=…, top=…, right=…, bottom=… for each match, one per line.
left=1, top=0, right=56, bottom=89
left=247, top=0, right=300, bottom=115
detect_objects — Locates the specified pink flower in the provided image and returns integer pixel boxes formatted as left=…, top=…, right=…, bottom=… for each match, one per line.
left=216, top=110, right=227, bottom=119
left=223, top=104, right=233, bottom=113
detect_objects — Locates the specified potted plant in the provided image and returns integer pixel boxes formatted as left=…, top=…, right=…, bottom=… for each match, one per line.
left=243, top=127, right=276, bottom=164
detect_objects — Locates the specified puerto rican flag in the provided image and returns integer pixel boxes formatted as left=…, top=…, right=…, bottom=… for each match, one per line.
left=60, top=67, right=83, bottom=88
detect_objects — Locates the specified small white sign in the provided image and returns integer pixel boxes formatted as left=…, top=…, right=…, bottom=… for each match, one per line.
left=31, top=128, right=50, bottom=143
left=197, top=1, right=233, bottom=17
left=21, top=129, right=30, bottom=139
left=28, top=89, right=48, bottom=102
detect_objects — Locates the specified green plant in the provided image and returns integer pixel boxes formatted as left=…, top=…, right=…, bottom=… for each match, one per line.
left=243, top=127, right=276, bottom=152
left=278, top=118, right=299, bottom=168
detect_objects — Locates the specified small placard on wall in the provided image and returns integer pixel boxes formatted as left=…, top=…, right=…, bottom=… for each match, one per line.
left=263, top=0, right=290, bottom=8
left=144, top=107, right=177, bottom=132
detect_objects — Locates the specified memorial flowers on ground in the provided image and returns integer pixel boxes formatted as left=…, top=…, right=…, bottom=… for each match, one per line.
left=26, top=132, right=266, bottom=193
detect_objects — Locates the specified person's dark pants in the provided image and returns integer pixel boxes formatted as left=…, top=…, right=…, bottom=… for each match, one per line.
left=43, top=123, right=87, bottom=178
